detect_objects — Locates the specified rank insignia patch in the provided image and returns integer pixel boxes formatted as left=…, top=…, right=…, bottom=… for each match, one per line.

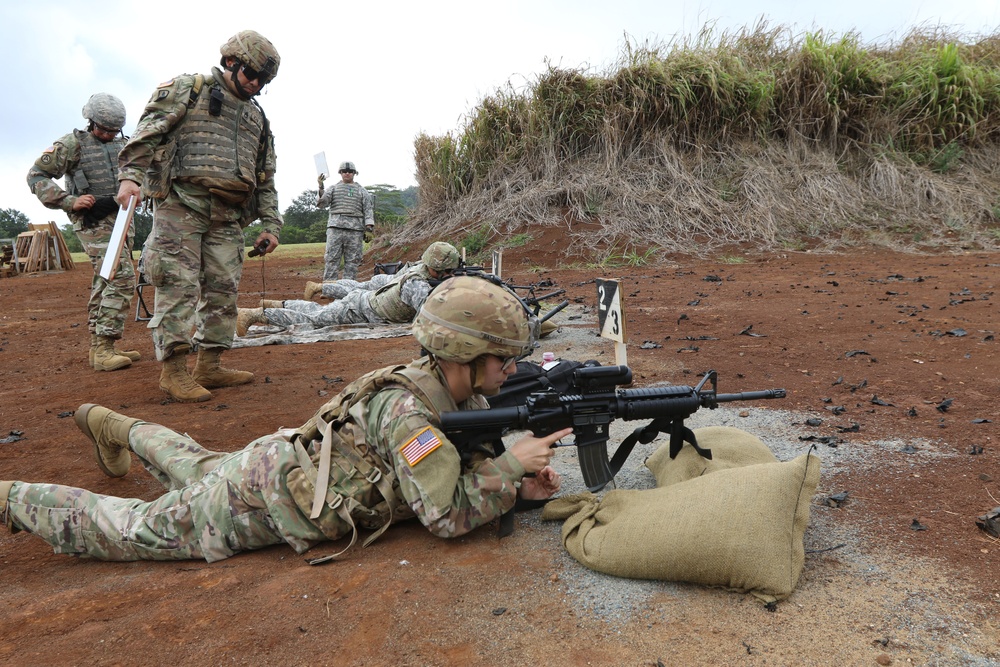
left=399, top=427, right=442, bottom=467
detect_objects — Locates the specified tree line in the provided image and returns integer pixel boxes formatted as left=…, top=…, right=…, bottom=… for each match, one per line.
left=0, top=184, right=417, bottom=254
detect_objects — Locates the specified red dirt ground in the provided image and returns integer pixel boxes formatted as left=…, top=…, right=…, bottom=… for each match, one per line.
left=1, top=230, right=997, bottom=666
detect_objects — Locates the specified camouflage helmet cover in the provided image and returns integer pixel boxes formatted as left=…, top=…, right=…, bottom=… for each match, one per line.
left=413, top=276, right=536, bottom=364
left=421, top=242, right=461, bottom=272
left=82, top=93, right=126, bottom=131
left=220, top=30, right=280, bottom=81
left=338, top=161, right=357, bottom=173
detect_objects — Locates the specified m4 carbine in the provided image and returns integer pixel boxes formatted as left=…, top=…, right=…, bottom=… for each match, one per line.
left=440, top=366, right=785, bottom=492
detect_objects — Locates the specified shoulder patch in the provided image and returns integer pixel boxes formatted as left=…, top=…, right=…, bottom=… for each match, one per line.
left=399, top=426, right=443, bottom=467
left=42, top=146, right=55, bottom=153
left=156, top=89, right=169, bottom=101
left=157, top=79, right=174, bottom=88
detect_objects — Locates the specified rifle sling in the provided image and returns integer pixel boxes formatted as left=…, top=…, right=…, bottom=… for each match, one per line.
left=490, top=437, right=516, bottom=538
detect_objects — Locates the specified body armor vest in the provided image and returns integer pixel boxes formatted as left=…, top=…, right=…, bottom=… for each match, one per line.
left=172, top=72, right=265, bottom=194
left=283, top=359, right=461, bottom=559
left=328, top=181, right=366, bottom=217
left=368, top=264, right=430, bottom=322
left=73, top=129, right=125, bottom=196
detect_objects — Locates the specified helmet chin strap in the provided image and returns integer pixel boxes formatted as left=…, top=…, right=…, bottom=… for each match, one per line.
left=228, top=62, right=255, bottom=100
left=470, top=357, right=499, bottom=396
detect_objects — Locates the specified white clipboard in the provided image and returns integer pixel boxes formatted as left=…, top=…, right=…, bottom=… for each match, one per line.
left=99, top=196, right=135, bottom=281
left=314, top=152, right=330, bottom=179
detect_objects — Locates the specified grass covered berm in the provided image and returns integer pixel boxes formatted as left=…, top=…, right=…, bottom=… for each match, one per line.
left=406, top=22, right=1000, bottom=259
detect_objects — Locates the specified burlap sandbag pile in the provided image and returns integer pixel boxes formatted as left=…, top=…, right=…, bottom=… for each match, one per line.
left=542, top=426, right=820, bottom=603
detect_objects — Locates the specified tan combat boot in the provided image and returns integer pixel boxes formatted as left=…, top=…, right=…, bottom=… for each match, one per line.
left=192, top=348, right=254, bottom=388
left=93, top=335, right=132, bottom=371
left=159, top=346, right=212, bottom=403
left=90, top=334, right=141, bottom=367
left=304, top=281, right=324, bottom=300
left=260, top=299, right=284, bottom=309
left=236, top=307, right=269, bottom=336
left=74, top=403, right=141, bottom=477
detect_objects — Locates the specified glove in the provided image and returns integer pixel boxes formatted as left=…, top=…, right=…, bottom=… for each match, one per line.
left=82, top=196, right=119, bottom=228
left=317, top=173, right=326, bottom=190
left=364, top=228, right=374, bottom=243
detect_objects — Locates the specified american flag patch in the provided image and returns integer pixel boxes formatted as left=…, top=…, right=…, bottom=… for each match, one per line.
left=400, top=427, right=442, bottom=466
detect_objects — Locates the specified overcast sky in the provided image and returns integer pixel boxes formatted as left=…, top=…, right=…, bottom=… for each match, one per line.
left=1, top=0, right=996, bottom=227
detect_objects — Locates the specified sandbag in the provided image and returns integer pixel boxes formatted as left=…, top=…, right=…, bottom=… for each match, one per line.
left=644, top=425, right=779, bottom=487
left=542, top=449, right=820, bottom=603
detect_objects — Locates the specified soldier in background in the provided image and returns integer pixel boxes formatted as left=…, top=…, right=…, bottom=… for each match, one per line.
left=116, top=30, right=283, bottom=403
left=313, top=160, right=374, bottom=292
left=237, top=241, right=460, bottom=334
left=0, top=277, right=566, bottom=563
left=27, top=93, right=140, bottom=372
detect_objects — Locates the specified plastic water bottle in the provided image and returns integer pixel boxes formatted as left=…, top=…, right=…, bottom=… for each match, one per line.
left=542, top=352, right=558, bottom=370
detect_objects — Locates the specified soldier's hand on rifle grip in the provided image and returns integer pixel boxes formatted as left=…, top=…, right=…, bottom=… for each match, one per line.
left=510, top=427, right=573, bottom=474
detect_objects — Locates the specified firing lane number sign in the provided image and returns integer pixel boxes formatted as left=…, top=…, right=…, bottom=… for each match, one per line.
left=596, top=278, right=625, bottom=343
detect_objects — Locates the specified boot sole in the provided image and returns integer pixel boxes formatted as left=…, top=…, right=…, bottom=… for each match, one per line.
left=159, top=386, right=212, bottom=403
left=74, top=404, right=129, bottom=478
left=94, top=359, right=132, bottom=371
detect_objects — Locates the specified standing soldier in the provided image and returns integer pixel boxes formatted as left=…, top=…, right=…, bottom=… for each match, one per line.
left=312, top=160, right=374, bottom=295
left=116, top=30, right=283, bottom=403
left=27, top=93, right=140, bottom=372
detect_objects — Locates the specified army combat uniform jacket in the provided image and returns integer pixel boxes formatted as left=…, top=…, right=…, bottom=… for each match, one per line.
left=118, top=67, right=282, bottom=235
left=27, top=129, right=126, bottom=229
left=317, top=180, right=374, bottom=231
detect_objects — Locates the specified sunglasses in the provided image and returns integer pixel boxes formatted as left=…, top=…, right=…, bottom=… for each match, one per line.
left=241, top=58, right=276, bottom=85
left=498, top=355, right=518, bottom=372
left=93, top=123, right=119, bottom=135
left=339, top=170, right=356, bottom=174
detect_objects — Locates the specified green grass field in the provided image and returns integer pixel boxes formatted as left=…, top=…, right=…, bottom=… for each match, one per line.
left=70, top=242, right=326, bottom=265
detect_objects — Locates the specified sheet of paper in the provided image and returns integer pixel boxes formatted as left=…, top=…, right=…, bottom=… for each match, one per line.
left=99, top=196, right=135, bottom=281
left=314, top=152, right=329, bottom=178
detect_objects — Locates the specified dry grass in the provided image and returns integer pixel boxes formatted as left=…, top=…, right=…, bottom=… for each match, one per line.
left=404, top=22, right=1000, bottom=258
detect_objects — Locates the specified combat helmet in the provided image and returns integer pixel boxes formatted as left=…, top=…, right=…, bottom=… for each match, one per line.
left=220, top=30, right=280, bottom=85
left=82, top=93, right=126, bottom=132
left=413, top=276, right=536, bottom=365
left=421, top=242, right=461, bottom=273
left=338, top=161, right=357, bottom=174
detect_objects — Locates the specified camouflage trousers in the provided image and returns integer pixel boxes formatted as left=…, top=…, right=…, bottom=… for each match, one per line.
left=265, top=290, right=385, bottom=328
left=143, top=194, right=245, bottom=361
left=323, top=222, right=365, bottom=282
left=74, top=215, right=136, bottom=339
left=319, top=273, right=393, bottom=299
left=4, top=423, right=331, bottom=562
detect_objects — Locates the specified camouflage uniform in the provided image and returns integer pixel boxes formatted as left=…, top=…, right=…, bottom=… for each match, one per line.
left=118, top=67, right=282, bottom=361
left=27, top=130, right=135, bottom=340
left=1, top=357, right=524, bottom=561
left=319, top=272, right=395, bottom=299
left=264, top=262, right=435, bottom=327
left=317, top=180, right=373, bottom=281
